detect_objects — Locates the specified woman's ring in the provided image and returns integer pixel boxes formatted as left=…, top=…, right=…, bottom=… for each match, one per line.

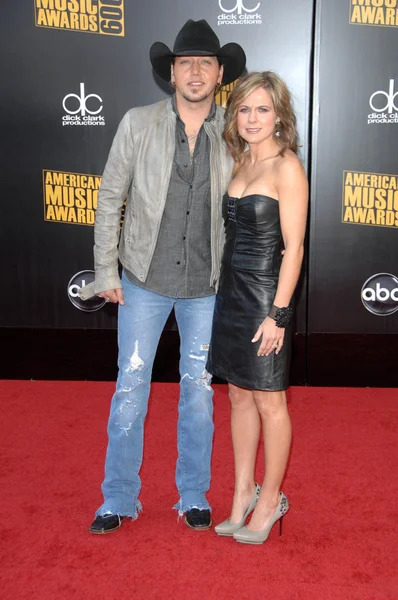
left=272, top=343, right=278, bottom=348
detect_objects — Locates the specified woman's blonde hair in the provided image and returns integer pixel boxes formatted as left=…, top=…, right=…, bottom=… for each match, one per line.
left=224, top=71, right=298, bottom=161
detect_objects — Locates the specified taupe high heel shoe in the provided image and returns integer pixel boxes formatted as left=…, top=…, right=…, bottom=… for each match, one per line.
left=233, top=492, right=289, bottom=544
left=214, top=483, right=261, bottom=536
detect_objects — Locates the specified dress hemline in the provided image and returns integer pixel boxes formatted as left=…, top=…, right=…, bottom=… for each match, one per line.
left=209, top=367, right=289, bottom=392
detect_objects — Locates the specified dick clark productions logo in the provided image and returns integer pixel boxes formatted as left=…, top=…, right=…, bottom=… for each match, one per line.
left=361, top=273, right=398, bottom=316
left=217, top=0, right=262, bottom=25
left=218, top=0, right=260, bottom=13
left=62, top=83, right=105, bottom=126
left=67, top=270, right=105, bottom=312
left=368, top=79, right=398, bottom=125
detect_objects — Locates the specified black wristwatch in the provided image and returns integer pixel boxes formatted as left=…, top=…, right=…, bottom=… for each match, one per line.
left=268, top=304, right=293, bottom=328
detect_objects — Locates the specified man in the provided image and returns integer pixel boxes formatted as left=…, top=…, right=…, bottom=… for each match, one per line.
left=80, top=19, right=246, bottom=533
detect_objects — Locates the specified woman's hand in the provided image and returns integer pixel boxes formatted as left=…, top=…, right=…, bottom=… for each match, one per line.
left=251, top=316, right=285, bottom=356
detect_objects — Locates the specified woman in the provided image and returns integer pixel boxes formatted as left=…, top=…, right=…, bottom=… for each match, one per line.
left=207, top=72, right=308, bottom=544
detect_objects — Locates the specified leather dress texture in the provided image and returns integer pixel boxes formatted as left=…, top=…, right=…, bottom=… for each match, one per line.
left=207, top=193, right=291, bottom=391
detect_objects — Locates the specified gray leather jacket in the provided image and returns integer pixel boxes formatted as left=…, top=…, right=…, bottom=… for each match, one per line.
left=80, top=97, right=233, bottom=300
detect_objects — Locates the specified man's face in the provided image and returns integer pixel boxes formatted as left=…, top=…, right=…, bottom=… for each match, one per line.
left=171, top=56, right=223, bottom=104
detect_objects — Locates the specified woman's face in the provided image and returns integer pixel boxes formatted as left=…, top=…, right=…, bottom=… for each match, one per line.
left=237, top=87, right=278, bottom=145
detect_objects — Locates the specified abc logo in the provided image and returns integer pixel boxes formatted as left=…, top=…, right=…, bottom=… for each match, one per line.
left=67, top=270, right=105, bottom=312
left=361, top=273, right=398, bottom=316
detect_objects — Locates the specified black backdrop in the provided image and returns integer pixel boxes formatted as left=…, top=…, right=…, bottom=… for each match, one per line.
left=307, top=0, right=398, bottom=385
left=1, top=0, right=397, bottom=385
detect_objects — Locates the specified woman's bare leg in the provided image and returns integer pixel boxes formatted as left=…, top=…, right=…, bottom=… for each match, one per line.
left=247, top=389, right=291, bottom=530
left=228, top=383, right=261, bottom=523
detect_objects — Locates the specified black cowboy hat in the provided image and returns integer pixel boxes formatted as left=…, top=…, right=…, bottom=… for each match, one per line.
left=150, top=19, right=246, bottom=86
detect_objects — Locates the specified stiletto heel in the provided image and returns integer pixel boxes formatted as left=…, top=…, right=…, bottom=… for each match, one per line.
left=214, top=483, right=261, bottom=536
left=233, top=492, right=289, bottom=545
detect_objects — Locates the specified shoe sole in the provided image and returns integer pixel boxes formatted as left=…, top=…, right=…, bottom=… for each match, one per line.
left=88, top=523, right=123, bottom=534
left=184, top=516, right=212, bottom=531
left=234, top=538, right=264, bottom=545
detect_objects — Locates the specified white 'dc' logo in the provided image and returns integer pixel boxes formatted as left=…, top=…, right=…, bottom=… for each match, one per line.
left=369, top=79, right=398, bottom=113
left=218, top=0, right=260, bottom=14
left=63, top=83, right=103, bottom=117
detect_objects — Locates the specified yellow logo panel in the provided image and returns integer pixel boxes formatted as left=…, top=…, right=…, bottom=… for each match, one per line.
left=43, top=169, right=126, bottom=227
left=350, top=1, right=398, bottom=28
left=43, top=169, right=101, bottom=226
left=34, top=0, right=125, bottom=36
left=342, top=170, right=398, bottom=229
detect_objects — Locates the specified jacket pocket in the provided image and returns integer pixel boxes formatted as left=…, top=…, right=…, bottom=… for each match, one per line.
left=123, top=189, right=139, bottom=247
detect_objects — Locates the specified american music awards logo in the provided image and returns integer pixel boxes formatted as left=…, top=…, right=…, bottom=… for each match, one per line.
left=350, top=1, right=398, bottom=28
left=34, top=0, right=125, bottom=37
left=341, top=170, right=398, bottom=229
left=217, top=0, right=262, bottom=25
left=368, top=79, right=398, bottom=125
left=61, top=83, right=106, bottom=126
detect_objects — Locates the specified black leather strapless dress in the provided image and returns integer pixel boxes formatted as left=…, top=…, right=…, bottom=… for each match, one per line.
left=207, top=193, right=291, bottom=391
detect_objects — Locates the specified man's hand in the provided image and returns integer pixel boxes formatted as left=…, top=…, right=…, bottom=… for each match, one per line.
left=98, top=288, right=124, bottom=305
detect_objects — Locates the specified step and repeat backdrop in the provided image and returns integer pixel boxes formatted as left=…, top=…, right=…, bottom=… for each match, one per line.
left=2, top=1, right=395, bottom=383
left=2, top=0, right=313, bottom=329
left=308, top=0, right=398, bottom=384
left=1, top=0, right=313, bottom=380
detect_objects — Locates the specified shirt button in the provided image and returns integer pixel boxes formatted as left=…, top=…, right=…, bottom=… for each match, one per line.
left=183, top=163, right=188, bottom=168
left=186, top=210, right=190, bottom=215
left=189, top=184, right=193, bottom=189
left=183, top=236, right=186, bottom=240
left=177, top=261, right=181, bottom=265
left=181, top=139, right=185, bottom=143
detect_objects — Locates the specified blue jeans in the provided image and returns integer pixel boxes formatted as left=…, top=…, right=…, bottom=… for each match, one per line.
left=96, top=274, right=216, bottom=518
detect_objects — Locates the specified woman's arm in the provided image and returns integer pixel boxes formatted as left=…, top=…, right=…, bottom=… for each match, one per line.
left=273, top=156, right=308, bottom=308
left=252, top=156, right=308, bottom=356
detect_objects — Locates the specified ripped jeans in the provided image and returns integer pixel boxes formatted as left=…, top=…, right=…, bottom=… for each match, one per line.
left=96, top=273, right=216, bottom=518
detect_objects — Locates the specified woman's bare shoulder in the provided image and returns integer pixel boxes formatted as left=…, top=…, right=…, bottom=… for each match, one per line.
left=276, top=150, right=306, bottom=179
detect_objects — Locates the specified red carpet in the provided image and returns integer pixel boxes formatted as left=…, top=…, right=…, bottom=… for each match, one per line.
left=0, top=381, right=397, bottom=600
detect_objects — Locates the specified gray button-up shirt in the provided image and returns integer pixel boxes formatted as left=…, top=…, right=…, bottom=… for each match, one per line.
left=125, top=95, right=215, bottom=298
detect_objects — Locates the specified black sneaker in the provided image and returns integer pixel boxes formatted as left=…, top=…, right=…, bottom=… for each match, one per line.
left=184, top=509, right=212, bottom=530
left=89, top=514, right=124, bottom=534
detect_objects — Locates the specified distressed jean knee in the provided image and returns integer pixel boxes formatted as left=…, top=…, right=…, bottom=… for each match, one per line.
left=113, top=393, right=147, bottom=436
left=181, top=367, right=212, bottom=389
left=181, top=368, right=213, bottom=412
left=111, top=343, right=151, bottom=435
left=198, top=367, right=212, bottom=390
